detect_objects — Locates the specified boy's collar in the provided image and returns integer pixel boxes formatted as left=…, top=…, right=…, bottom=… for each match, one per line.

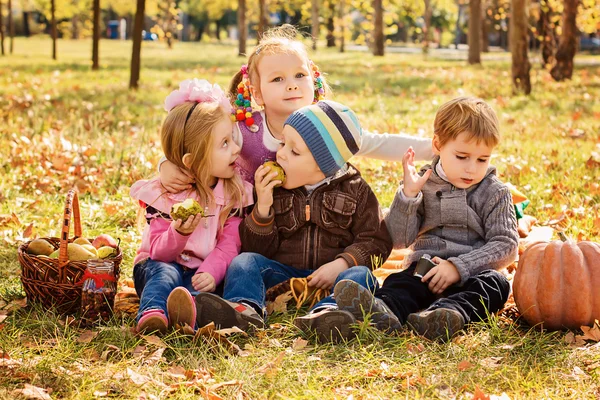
left=304, top=164, right=350, bottom=192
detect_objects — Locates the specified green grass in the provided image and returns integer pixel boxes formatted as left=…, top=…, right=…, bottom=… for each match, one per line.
left=1, top=37, right=600, bottom=399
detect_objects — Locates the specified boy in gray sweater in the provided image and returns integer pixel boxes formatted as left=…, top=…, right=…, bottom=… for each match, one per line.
left=334, top=97, right=519, bottom=341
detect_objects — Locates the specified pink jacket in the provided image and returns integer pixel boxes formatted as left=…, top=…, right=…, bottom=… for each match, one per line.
left=130, top=178, right=254, bottom=285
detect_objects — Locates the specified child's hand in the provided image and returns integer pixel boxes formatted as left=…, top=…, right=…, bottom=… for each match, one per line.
left=308, top=258, right=350, bottom=290
left=192, top=272, right=216, bottom=292
left=254, top=164, right=282, bottom=218
left=160, top=160, right=195, bottom=193
left=173, top=214, right=203, bottom=236
left=402, top=147, right=433, bottom=198
left=421, top=257, right=460, bottom=294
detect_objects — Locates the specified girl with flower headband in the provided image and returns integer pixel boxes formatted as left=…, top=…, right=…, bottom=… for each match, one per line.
left=130, top=79, right=254, bottom=334
left=159, top=24, right=433, bottom=191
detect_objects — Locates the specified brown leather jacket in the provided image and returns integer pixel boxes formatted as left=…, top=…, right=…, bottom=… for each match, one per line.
left=240, top=165, right=392, bottom=270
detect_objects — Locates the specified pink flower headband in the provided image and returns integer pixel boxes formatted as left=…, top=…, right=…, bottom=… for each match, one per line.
left=164, top=78, right=231, bottom=113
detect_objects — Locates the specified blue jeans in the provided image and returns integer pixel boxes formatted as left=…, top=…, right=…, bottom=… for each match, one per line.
left=223, top=252, right=379, bottom=315
left=133, top=258, right=199, bottom=322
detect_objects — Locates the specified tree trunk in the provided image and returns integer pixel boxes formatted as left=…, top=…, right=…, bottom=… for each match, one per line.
left=468, top=0, right=481, bottom=63
left=510, top=0, right=531, bottom=94
left=539, top=0, right=556, bottom=67
left=326, top=1, right=335, bottom=47
left=258, top=0, right=267, bottom=39
left=0, top=1, right=4, bottom=56
left=455, top=3, right=462, bottom=50
left=339, top=0, right=345, bottom=52
left=129, top=0, right=145, bottom=89
left=51, top=0, right=57, bottom=60
left=8, top=0, right=13, bottom=54
left=550, top=0, right=578, bottom=81
left=423, top=0, right=432, bottom=53
left=373, top=0, right=384, bottom=56
left=311, top=0, right=319, bottom=50
left=23, top=12, right=30, bottom=37
left=92, top=0, right=100, bottom=70
left=481, top=4, right=489, bottom=53
left=238, top=0, right=246, bottom=56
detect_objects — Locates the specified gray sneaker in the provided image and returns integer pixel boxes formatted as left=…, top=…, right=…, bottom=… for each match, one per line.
left=195, top=293, right=264, bottom=331
left=334, top=280, right=402, bottom=333
left=407, top=308, right=465, bottom=341
left=294, top=308, right=356, bottom=343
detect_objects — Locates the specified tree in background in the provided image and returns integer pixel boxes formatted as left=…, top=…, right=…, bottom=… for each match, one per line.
left=311, top=0, right=318, bottom=50
left=550, top=0, right=578, bottom=81
left=510, top=0, right=531, bottom=94
left=237, top=0, right=246, bottom=55
left=258, top=0, right=268, bottom=38
left=51, top=0, right=56, bottom=59
left=538, top=0, right=557, bottom=68
left=0, top=1, right=4, bottom=56
left=373, top=0, right=383, bottom=55
left=468, top=0, right=481, bottom=64
left=326, top=0, right=335, bottom=47
left=8, top=0, right=12, bottom=53
left=152, top=2, right=179, bottom=48
left=92, top=0, right=100, bottom=69
left=129, top=0, right=145, bottom=89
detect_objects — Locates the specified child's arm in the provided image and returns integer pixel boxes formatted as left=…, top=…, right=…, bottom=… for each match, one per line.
left=447, top=187, right=519, bottom=285
left=191, top=216, right=243, bottom=292
left=384, top=148, right=432, bottom=248
left=239, top=164, right=283, bottom=257
left=158, top=159, right=195, bottom=193
left=146, top=214, right=202, bottom=262
left=356, top=130, right=434, bottom=162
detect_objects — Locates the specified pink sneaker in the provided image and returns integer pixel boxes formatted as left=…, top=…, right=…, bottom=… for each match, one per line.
left=167, top=287, right=197, bottom=329
left=137, top=309, right=168, bottom=334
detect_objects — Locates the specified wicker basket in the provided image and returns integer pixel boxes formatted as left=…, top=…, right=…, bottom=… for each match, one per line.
left=17, top=189, right=122, bottom=314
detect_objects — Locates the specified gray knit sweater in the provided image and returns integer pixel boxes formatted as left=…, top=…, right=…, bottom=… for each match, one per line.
left=384, top=156, right=519, bottom=285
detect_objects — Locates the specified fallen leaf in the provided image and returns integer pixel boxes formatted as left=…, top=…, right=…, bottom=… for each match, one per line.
left=291, top=337, right=308, bottom=351
left=472, top=385, right=491, bottom=400
left=214, top=326, right=247, bottom=337
left=480, top=357, right=503, bottom=369
left=165, top=365, right=187, bottom=380
left=142, top=334, right=166, bottom=348
left=578, top=320, right=600, bottom=342
left=12, top=384, right=52, bottom=400
left=127, top=368, right=152, bottom=386
left=208, top=380, right=243, bottom=392
left=0, top=310, right=8, bottom=323
left=101, top=344, right=120, bottom=361
left=22, top=223, right=34, bottom=239
left=406, top=343, right=425, bottom=355
left=458, top=360, right=474, bottom=371
left=266, top=292, right=292, bottom=315
left=256, top=351, right=285, bottom=377
left=77, top=329, right=98, bottom=344
left=144, top=347, right=165, bottom=366
left=133, top=345, right=146, bottom=358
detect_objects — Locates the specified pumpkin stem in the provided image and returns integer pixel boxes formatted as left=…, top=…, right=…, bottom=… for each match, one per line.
left=557, top=231, right=569, bottom=242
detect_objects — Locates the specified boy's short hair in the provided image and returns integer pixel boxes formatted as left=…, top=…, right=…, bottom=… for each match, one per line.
left=434, top=97, right=500, bottom=148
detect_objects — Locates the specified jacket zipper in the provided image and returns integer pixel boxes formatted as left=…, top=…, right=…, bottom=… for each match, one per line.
left=305, top=196, right=315, bottom=270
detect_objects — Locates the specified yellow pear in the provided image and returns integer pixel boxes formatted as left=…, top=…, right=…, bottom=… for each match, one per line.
left=26, top=239, right=55, bottom=256
left=81, top=244, right=98, bottom=256
left=67, top=243, right=97, bottom=261
left=98, top=246, right=117, bottom=259
left=49, top=250, right=59, bottom=259
left=74, top=237, right=93, bottom=246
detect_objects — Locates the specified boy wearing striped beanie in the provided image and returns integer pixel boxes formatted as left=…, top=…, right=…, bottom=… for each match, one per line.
left=196, top=100, right=392, bottom=342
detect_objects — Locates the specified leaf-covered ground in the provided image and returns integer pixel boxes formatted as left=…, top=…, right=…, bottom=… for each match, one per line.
left=1, top=38, right=600, bottom=399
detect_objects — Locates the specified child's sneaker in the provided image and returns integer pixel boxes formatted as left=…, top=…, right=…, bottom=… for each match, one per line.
left=294, top=308, right=356, bottom=343
left=407, top=308, right=465, bottom=341
left=167, top=287, right=196, bottom=329
left=195, top=292, right=264, bottom=330
left=334, top=279, right=402, bottom=333
left=137, top=309, right=168, bottom=334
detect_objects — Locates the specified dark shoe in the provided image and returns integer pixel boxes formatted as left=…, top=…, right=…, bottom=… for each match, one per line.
left=294, top=308, right=356, bottom=343
left=407, top=308, right=465, bottom=341
left=195, top=292, right=264, bottom=330
left=167, top=287, right=196, bottom=329
left=137, top=309, right=168, bottom=334
left=334, top=279, right=402, bottom=333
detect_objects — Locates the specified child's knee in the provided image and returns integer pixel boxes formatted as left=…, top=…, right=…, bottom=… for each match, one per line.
left=340, top=266, right=377, bottom=288
left=227, top=252, right=263, bottom=275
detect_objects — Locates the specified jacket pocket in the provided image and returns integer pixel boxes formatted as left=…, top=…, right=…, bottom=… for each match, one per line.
left=321, top=191, right=357, bottom=230
left=273, top=194, right=298, bottom=233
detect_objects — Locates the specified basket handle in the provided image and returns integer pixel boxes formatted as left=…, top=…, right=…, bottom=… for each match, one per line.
left=58, top=189, right=83, bottom=270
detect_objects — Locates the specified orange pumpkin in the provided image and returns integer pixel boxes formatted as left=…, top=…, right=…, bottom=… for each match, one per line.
left=513, top=238, right=600, bottom=330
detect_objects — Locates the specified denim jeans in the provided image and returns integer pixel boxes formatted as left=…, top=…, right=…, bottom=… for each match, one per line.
left=133, top=258, right=200, bottom=322
left=223, top=252, right=379, bottom=315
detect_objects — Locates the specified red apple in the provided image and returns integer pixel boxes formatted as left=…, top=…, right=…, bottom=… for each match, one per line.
left=92, top=234, right=118, bottom=249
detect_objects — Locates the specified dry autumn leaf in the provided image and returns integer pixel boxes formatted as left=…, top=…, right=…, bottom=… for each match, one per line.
left=256, top=351, right=286, bottom=377
left=142, top=334, right=166, bottom=348
left=578, top=320, right=600, bottom=342
left=76, top=329, right=98, bottom=344
left=13, top=384, right=52, bottom=400
left=291, top=337, right=309, bottom=351
left=266, top=291, right=292, bottom=315
left=458, top=360, right=474, bottom=371
left=22, top=223, right=34, bottom=239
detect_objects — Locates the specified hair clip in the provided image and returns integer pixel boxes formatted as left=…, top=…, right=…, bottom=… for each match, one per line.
left=232, top=64, right=258, bottom=131
left=310, top=61, right=325, bottom=103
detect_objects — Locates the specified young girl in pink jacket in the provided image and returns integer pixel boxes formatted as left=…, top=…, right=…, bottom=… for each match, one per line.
left=130, top=79, right=254, bottom=334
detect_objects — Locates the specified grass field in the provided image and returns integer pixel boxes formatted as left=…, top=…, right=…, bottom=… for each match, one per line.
left=1, top=37, right=600, bottom=399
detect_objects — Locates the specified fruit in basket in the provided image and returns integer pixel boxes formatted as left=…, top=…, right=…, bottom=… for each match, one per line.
left=74, top=237, right=93, bottom=246
left=92, top=234, right=118, bottom=249
left=170, top=198, right=204, bottom=222
left=262, top=161, right=286, bottom=187
left=26, top=239, right=55, bottom=256
left=49, top=250, right=59, bottom=258
left=98, top=246, right=117, bottom=259
left=82, top=244, right=98, bottom=256
left=46, top=243, right=98, bottom=261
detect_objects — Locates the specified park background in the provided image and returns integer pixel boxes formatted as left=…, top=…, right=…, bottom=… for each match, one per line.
left=1, top=0, right=600, bottom=399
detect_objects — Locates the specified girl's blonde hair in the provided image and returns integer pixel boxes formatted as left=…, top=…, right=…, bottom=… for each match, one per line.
left=161, top=101, right=246, bottom=229
left=228, top=24, right=331, bottom=104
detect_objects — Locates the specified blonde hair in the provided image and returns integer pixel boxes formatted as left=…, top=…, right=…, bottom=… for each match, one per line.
left=161, top=102, right=246, bottom=230
left=228, top=24, right=331, bottom=104
left=434, top=97, right=500, bottom=148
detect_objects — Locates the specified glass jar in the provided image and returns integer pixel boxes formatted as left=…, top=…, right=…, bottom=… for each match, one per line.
left=81, top=259, right=116, bottom=325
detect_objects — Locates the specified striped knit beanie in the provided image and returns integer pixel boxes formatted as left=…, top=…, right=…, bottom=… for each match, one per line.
left=284, top=100, right=363, bottom=177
